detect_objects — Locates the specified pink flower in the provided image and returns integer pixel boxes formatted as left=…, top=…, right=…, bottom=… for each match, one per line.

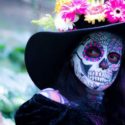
left=72, top=0, right=88, bottom=14
left=61, top=0, right=88, bottom=21
left=61, top=3, right=76, bottom=21
left=105, top=0, right=125, bottom=23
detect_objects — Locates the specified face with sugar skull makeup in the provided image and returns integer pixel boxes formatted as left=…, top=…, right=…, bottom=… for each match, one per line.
left=71, top=31, right=123, bottom=91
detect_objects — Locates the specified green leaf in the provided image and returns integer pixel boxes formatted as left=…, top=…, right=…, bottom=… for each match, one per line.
left=31, top=14, right=56, bottom=31
left=0, top=95, right=14, bottom=113
left=0, top=44, right=5, bottom=52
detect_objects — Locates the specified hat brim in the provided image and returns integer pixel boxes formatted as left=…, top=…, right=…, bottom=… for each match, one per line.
left=25, top=22, right=125, bottom=89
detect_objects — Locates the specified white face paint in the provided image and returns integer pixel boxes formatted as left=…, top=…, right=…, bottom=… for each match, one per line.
left=71, top=31, right=123, bottom=91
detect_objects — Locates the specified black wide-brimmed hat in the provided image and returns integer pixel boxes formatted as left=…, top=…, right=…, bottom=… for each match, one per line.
left=25, top=22, right=125, bottom=89
left=25, top=0, right=125, bottom=89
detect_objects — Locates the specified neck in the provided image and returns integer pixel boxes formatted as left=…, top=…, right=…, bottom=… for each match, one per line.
left=84, top=87, right=105, bottom=111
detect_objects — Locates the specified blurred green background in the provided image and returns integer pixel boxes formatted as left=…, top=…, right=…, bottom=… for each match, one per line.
left=0, top=0, right=55, bottom=124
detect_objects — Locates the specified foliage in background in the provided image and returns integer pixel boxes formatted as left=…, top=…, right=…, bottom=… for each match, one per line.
left=8, top=46, right=26, bottom=72
left=0, top=0, right=55, bottom=125
left=0, top=32, right=39, bottom=125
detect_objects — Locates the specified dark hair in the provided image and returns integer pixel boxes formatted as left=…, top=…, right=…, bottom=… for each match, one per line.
left=53, top=50, right=125, bottom=124
left=104, top=53, right=125, bottom=124
left=54, top=61, right=85, bottom=101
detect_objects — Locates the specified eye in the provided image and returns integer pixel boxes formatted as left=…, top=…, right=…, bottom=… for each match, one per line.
left=108, top=52, right=120, bottom=63
left=86, top=46, right=101, bottom=58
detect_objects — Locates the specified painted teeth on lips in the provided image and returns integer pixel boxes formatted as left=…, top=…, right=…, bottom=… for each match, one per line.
left=88, top=71, right=102, bottom=77
left=88, top=74, right=109, bottom=83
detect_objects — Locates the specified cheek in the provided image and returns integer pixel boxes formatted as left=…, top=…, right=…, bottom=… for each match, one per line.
left=110, top=63, right=120, bottom=71
left=72, top=54, right=84, bottom=77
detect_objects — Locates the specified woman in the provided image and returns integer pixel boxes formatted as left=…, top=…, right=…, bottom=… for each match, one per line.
left=15, top=0, right=125, bottom=124
left=15, top=30, right=125, bottom=125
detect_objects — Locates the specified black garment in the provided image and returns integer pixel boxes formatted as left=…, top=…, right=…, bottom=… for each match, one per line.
left=15, top=94, right=106, bottom=125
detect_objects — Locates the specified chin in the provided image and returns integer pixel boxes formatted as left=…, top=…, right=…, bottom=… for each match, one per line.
left=84, top=78, right=112, bottom=91
left=92, top=82, right=112, bottom=91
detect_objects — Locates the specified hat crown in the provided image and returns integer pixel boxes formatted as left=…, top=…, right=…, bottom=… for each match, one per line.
left=54, top=0, right=125, bottom=31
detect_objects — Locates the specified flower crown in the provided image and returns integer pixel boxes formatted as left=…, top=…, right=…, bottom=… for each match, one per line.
left=32, top=0, right=125, bottom=31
